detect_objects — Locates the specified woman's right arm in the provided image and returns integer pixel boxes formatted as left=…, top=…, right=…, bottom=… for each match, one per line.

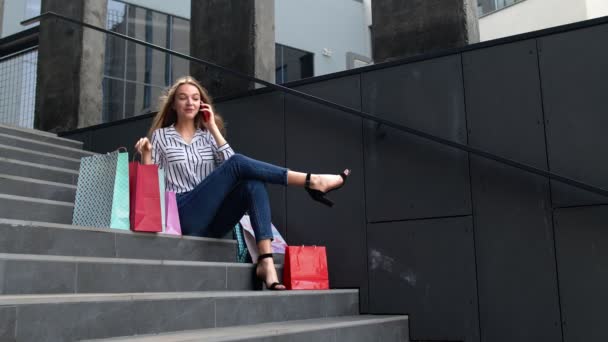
left=135, top=137, right=153, bottom=165
left=135, top=130, right=164, bottom=167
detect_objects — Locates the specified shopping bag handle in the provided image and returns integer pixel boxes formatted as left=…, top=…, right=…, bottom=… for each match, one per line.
left=105, top=147, right=128, bottom=156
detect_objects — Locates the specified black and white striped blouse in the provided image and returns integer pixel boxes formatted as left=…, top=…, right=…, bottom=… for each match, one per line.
left=151, top=125, right=235, bottom=193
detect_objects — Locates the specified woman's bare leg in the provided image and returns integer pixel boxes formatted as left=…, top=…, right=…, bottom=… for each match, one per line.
left=256, top=239, right=286, bottom=290
left=287, top=169, right=350, bottom=193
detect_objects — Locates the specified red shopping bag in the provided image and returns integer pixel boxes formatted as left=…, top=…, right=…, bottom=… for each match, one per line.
left=129, top=162, right=162, bottom=232
left=283, top=246, right=329, bottom=290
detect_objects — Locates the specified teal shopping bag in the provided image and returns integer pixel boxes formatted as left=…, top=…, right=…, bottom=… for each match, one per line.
left=73, top=149, right=130, bottom=229
left=232, top=223, right=251, bottom=263
left=109, top=150, right=130, bottom=229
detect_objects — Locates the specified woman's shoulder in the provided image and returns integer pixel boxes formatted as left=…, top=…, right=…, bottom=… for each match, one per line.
left=151, top=126, right=174, bottom=138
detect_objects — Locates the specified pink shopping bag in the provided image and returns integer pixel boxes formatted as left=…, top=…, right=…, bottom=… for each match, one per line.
left=164, top=191, right=182, bottom=236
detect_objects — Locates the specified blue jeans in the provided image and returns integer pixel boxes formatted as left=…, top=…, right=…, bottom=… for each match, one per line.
left=176, top=154, right=288, bottom=242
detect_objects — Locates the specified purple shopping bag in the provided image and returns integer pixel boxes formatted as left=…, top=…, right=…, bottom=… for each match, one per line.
left=164, top=191, right=182, bottom=236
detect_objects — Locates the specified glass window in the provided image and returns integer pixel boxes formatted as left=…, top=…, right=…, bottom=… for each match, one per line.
left=124, top=81, right=164, bottom=118
left=126, top=8, right=168, bottom=85
left=102, top=78, right=125, bottom=122
left=171, top=17, right=190, bottom=82
left=105, top=1, right=127, bottom=79
left=478, top=0, right=525, bottom=16
left=275, top=44, right=314, bottom=84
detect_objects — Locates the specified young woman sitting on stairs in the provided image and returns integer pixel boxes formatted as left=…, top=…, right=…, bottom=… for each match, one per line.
left=134, top=76, right=349, bottom=290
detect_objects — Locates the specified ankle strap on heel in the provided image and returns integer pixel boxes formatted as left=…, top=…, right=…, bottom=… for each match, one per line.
left=305, top=173, right=311, bottom=189
left=258, top=253, right=273, bottom=262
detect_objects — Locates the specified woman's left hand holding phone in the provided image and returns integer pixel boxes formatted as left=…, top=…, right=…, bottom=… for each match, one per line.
left=200, top=101, right=216, bottom=129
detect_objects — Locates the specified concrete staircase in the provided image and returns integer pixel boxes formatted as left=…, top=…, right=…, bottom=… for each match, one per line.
left=0, top=123, right=409, bottom=341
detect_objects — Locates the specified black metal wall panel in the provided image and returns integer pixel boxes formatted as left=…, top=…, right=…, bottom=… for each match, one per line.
left=60, top=131, right=91, bottom=150
left=463, top=39, right=548, bottom=169
left=215, top=92, right=287, bottom=235
left=554, top=205, right=608, bottom=342
left=470, top=156, right=561, bottom=342
left=284, top=75, right=368, bottom=311
left=89, top=118, right=152, bottom=155
left=367, top=216, right=479, bottom=342
left=464, top=40, right=561, bottom=341
left=361, top=55, right=471, bottom=222
left=538, top=23, right=608, bottom=207
left=62, top=117, right=152, bottom=155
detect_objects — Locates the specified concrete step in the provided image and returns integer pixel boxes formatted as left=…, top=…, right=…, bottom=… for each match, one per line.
left=0, top=290, right=359, bottom=342
left=0, top=219, right=237, bottom=262
left=0, top=123, right=83, bottom=149
left=0, top=194, right=73, bottom=224
left=0, top=174, right=77, bottom=202
left=0, top=157, right=78, bottom=184
left=0, top=144, right=80, bottom=170
left=0, top=132, right=94, bottom=159
left=0, top=253, right=271, bottom=294
left=85, top=315, right=410, bottom=342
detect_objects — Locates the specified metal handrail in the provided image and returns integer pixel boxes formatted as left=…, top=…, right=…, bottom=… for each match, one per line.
left=0, top=45, right=38, bottom=62
left=0, top=26, right=39, bottom=60
left=22, top=11, right=608, bottom=198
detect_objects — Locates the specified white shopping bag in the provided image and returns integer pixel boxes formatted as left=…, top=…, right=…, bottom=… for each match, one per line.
left=239, top=214, right=287, bottom=261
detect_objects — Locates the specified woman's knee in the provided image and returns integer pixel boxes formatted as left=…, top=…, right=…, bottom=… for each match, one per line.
left=227, top=153, right=246, bottom=165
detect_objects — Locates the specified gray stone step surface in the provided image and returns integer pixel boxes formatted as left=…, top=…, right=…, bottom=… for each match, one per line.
left=0, top=219, right=237, bottom=262
left=0, top=132, right=94, bottom=159
left=0, top=173, right=77, bottom=202
left=0, top=253, right=274, bottom=294
left=84, top=315, right=410, bottom=342
left=0, top=194, right=73, bottom=224
left=0, top=157, right=78, bottom=184
left=0, top=123, right=83, bottom=149
left=0, top=290, right=359, bottom=342
left=0, top=143, right=81, bottom=170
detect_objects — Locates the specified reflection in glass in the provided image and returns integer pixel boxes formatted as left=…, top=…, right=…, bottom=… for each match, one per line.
left=126, top=8, right=168, bottom=85
left=171, top=17, right=190, bottom=82
left=478, top=0, right=523, bottom=16
left=105, top=1, right=127, bottom=79
left=124, top=81, right=164, bottom=118
left=102, top=78, right=125, bottom=122
left=275, top=44, right=314, bottom=84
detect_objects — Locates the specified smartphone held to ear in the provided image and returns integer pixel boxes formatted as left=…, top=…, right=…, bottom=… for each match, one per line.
left=200, top=101, right=209, bottom=122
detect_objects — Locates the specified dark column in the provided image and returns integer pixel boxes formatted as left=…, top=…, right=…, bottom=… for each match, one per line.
left=372, top=0, right=479, bottom=62
left=36, top=0, right=107, bottom=132
left=190, top=0, right=274, bottom=98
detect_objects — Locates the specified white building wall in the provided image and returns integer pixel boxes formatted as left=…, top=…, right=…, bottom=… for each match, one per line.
left=2, top=0, right=38, bottom=38
left=479, top=0, right=587, bottom=41
left=586, top=0, right=608, bottom=19
left=275, top=0, right=371, bottom=76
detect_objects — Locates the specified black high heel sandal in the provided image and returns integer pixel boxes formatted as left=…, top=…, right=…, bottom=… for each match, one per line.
left=304, top=170, right=350, bottom=207
left=255, top=253, right=285, bottom=291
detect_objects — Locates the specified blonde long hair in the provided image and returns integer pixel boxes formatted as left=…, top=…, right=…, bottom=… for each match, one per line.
left=148, top=76, right=225, bottom=137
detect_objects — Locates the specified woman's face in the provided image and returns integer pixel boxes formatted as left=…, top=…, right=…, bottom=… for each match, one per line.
left=173, top=84, right=201, bottom=122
